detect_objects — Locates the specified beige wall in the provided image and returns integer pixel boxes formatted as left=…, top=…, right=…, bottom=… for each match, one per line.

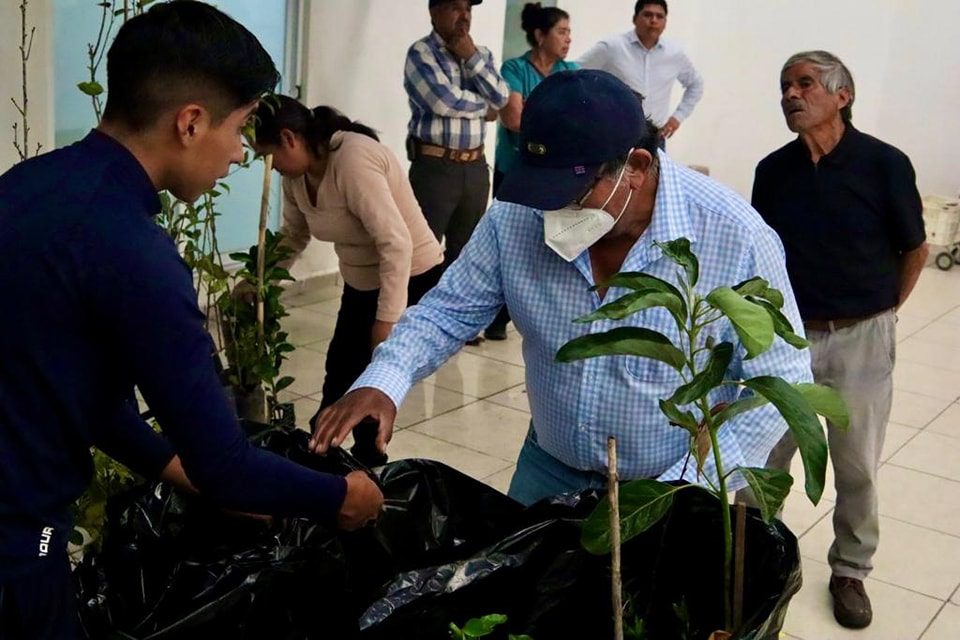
left=0, top=0, right=54, bottom=174
left=5, top=0, right=957, bottom=281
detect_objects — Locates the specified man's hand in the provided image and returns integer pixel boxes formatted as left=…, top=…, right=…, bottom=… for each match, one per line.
left=446, top=33, right=477, bottom=61
left=337, top=470, right=385, bottom=530
left=659, top=116, right=681, bottom=139
left=484, top=107, right=499, bottom=122
left=310, top=388, right=397, bottom=455
left=159, top=455, right=197, bottom=494
left=371, top=320, right=394, bottom=349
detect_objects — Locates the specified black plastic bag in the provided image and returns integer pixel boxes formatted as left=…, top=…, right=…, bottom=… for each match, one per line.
left=76, top=426, right=800, bottom=639
left=359, top=487, right=800, bottom=640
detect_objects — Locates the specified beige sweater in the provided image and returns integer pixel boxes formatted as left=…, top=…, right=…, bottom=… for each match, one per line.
left=281, top=131, right=443, bottom=322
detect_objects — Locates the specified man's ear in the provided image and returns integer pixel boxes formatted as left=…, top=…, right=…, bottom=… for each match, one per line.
left=624, top=148, right=654, bottom=187
left=836, top=87, right=852, bottom=111
left=174, top=104, right=208, bottom=147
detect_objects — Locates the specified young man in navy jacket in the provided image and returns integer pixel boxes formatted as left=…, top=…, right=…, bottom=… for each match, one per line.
left=0, top=3, right=382, bottom=636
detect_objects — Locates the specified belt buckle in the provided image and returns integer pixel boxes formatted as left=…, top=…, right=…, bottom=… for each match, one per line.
left=459, top=150, right=471, bottom=162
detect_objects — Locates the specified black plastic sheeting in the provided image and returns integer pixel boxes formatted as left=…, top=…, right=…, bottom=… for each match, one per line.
left=75, top=426, right=801, bottom=639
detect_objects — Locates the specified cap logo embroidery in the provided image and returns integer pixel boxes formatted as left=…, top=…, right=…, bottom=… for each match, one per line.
left=527, top=142, right=547, bottom=155
left=574, top=166, right=586, bottom=175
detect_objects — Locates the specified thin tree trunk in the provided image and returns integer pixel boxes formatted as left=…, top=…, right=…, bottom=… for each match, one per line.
left=608, top=437, right=624, bottom=640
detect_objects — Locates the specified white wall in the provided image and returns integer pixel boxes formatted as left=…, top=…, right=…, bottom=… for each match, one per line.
left=296, top=0, right=507, bottom=280
left=0, top=0, right=53, bottom=173
left=4, top=1, right=956, bottom=279
left=559, top=0, right=960, bottom=199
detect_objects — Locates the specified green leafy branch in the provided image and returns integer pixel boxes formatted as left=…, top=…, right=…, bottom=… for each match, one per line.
left=557, top=237, right=848, bottom=633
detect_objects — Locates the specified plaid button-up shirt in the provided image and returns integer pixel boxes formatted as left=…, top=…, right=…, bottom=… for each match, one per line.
left=404, top=31, right=510, bottom=150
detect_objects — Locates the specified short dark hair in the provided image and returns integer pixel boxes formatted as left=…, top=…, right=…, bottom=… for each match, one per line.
left=634, top=0, right=668, bottom=18
left=598, top=118, right=661, bottom=179
left=102, top=0, right=279, bottom=132
left=520, top=3, right=570, bottom=48
left=254, top=95, right=379, bottom=155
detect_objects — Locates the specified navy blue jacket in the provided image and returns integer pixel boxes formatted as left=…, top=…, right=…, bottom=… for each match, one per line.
left=0, top=131, right=346, bottom=578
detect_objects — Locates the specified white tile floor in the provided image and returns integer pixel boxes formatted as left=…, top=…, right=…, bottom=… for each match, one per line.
left=280, top=265, right=960, bottom=639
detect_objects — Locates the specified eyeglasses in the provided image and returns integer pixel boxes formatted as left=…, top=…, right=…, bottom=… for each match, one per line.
left=568, top=172, right=606, bottom=211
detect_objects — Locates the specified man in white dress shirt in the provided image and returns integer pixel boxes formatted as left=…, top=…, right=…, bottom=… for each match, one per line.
left=579, top=0, right=703, bottom=145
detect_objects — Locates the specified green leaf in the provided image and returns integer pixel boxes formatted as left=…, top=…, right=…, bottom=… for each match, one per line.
left=668, top=342, right=733, bottom=405
left=449, top=622, right=465, bottom=639
left=751, top=298, right=808, bottom=349
left=705, top=287, right=774, bottom=359
left=509, top=636, right=535, bottom=640
left=733, top=276, right=785, bottom=309
left=658, top=398, right=698, bottom=432
left=738, top=467, right=793, bottom=523
left=77, top=81, right=104, bottom=97
left=461, top=614, right=507, bottom=637
left=655, top=238, right=699, bottom=287
left=624, top=616, right=648, bottom=640
left=575, top=289, right=685, bottom=325
left=594, top=272, right=688, bottom=320
left=274, top=376, right=295, bottom=392
left=794, top=382, right=849, bottom=429
left=581, top=480, right=683, bottom=554
left=556, top=327, right=686, bottom=372
left=743, top=376, right=828, bottom=504
left=712, top=395, right=769, bottom=427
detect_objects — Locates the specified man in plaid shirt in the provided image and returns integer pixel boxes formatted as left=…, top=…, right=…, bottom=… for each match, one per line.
left=404, top=0, right=510, bottom=269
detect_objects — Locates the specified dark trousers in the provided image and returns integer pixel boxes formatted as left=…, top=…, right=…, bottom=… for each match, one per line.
left=315, top=266, right=443, bottom=452
left=0, top=555, right=79, bottom=639
left=409, top=155, right=490, bottom=265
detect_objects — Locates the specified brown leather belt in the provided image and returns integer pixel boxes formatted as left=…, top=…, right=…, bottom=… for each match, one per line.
left=803, top=309, right=892, bottom=333
left=417, top=141, right=484, bottom=163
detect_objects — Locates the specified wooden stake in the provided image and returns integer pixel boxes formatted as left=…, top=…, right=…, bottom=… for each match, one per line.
left=608, top=436, right=624, bottom=640
left=733, top=502, right=747, bottom=631
left=256, top=155, right=273, bottom=423
left=256, top=155, right=273, bottom=341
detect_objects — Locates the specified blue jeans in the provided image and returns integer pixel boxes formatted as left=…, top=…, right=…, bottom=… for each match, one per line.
left=507, top=426, right=608, bottom=506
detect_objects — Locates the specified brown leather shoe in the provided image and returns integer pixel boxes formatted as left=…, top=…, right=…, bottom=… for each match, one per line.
left=829, top=576, right=872, bottom=629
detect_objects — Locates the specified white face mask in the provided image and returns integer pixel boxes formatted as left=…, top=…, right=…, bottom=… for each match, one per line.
left=542, top=156, right=633, bottom=262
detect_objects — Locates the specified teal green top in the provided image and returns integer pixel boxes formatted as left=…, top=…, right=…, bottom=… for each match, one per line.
left=494, top=52, right=580, bottom=176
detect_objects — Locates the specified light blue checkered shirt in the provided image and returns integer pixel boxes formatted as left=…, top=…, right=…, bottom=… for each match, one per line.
left=404, top=31, right=510, bottom=150
left=352, top=152, right=813, bottom=489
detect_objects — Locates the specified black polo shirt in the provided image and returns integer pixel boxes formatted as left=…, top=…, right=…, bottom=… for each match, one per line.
left=752, top=125, right=925, bottom=321
left=0, top=131, right=346, bottom=579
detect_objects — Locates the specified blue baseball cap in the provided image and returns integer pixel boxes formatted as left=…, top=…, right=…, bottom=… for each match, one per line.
left=497, top=70, right=648, bottom=210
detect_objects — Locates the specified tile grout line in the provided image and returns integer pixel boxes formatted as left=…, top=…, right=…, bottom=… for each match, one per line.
left=799, top=555, right=952, bottom=604
left=393, top=394, right=485, bottom=432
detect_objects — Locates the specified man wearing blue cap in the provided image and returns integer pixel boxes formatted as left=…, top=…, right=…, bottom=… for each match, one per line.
left=310, top=70, right=811, bottom=505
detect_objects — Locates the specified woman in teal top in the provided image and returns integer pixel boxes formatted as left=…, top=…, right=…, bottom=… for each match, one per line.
left=493, top=3, right=579, bottom=195
left=486, top=3, right=578, bottom=340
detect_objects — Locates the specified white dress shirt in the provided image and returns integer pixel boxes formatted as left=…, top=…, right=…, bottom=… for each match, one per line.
left=579, top=31, right=704, bottom=127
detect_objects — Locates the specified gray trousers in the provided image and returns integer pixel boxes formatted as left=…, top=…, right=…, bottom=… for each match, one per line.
left=738, top=310, right=896, bottom=580
left=409, top=155, right=490, bottom=266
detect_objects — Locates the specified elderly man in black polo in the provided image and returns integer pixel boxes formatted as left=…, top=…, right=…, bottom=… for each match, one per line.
left=744, top=50, right=928, bottom=630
